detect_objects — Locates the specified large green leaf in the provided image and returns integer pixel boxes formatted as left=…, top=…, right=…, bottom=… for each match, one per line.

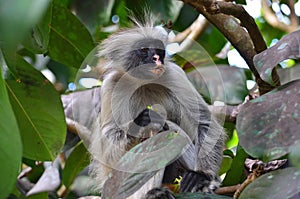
left=48, top=0, right=95, bottom=68
left=63, top=142, right=90, bottom=187
left=103, top=130, right=190, bottom=199
left=253, top=30, right=300, bottom=85
left=5, top=54, right=66, bottom=161
left=239, top=167, right=300, bottom=199
left=0, top=0, right=50, bottom=48
left=0, top=68, right=22, bottom=199
left=277, top=64, right=300, bottom=84
left=70, top=0, right=115, bottom=33
left=222, top=145, right=247, bottom=186
left=237, top=79, right=300, bottom=161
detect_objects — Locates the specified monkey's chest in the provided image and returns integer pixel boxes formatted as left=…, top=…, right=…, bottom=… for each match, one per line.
left=128, top=84, right=180, bottom=120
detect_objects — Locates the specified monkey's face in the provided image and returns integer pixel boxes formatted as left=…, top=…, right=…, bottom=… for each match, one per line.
left=126, top=38, right=166, bottom=79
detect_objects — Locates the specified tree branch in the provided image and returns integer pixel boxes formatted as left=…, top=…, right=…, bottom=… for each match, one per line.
left=181, top=0, right=280, bottom=94
left=169, top=14, right=209, bottom=51
left=261, top=0, right=298, bottom=33
left=216, top=1, right=267, bottom=53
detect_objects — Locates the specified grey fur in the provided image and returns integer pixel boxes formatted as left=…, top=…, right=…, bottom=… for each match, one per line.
left=89, top=19, right=226, bottom=198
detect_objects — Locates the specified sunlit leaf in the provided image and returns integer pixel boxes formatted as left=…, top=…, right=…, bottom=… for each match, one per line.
left=239, top=167, right=300, bottom=199
left=237, top=80, right=300, bottom=161
left=5, top=54, right=66, bottom=161
left=0, top=67, right=22, bottom=199
left=26, top=162, right=60, bottom=196
left=219, top=155, right=233, bottom=175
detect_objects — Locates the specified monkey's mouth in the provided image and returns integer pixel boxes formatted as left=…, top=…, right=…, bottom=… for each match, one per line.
left=149, top=65, right=165, bottom=75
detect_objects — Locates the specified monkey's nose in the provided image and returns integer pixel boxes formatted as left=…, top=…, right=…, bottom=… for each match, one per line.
left=153, top=54, right=162, bottom=66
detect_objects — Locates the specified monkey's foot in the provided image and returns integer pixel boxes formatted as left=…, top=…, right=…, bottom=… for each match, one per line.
left=179, top=171, right=220, bottom=193
left=143, top=187, right=176, bottom=199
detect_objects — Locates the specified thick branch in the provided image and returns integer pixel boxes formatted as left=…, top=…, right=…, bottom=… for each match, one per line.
left=181, top=0, right=280, bottom=94
left=216, top=1, right=267, bottom=53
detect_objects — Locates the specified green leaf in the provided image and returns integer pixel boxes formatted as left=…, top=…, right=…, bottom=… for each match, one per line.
left=277, top=64, right=300, bottom=85
left=237, top=80, right=300, bottom=161
left=239, top=167, right=300, bottom=199
left=187, top=65, right=249, bottom=105
left=27, top=192, right=48, bottom=199
left=48, top=0, right=95, bottom=68
left=70, top=0, right=115, bottom=33
left=222, top=145, right=247, bottom=186
left=235, top=0, right=246, bottom=5
left=0, top=66, right=22, bottom=199
left=253, top=30, right=300, bottom=85
left=0, top=0, right=50, bottom=48
left=5, top=54, right=66, bottom=161
left=63, top=142, right=90, bottom=187
left=289, top=142, right=300, bottom=169
left=22, top=3, right=52, bottom=54
left=103, top=130, right=190, bottom=199
left=219, top=155, right=233, bottom=175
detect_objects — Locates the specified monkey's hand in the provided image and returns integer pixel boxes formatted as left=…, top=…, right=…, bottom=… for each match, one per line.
left=143, top=187, right=175, bottom=199
left=129, top=108, right=169, bottom=141
left=179, top=171, right=220, bottom=193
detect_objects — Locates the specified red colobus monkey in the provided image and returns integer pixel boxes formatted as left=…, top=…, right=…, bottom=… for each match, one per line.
left=87, top=16, right=226, bottom=199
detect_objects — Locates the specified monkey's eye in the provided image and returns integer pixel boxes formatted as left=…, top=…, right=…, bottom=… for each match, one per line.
left=140, top=47, right=149, bottom=53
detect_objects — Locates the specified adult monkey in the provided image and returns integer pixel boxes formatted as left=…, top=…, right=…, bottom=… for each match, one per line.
left=85, top=16, right=226, bottom=199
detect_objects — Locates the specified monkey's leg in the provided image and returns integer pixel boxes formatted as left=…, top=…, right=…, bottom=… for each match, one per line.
left=180, top=119, right=225, bottom=193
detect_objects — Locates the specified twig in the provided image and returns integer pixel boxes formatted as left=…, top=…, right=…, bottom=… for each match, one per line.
left=169, top=14, right=209, bottom=52
left=215, top=184, right=241, bottom=195
left=216, top=41, right=231, bottom=59
left=233, top=164, right=265, bottom=199
left=261, top=0, right=298, bottom=33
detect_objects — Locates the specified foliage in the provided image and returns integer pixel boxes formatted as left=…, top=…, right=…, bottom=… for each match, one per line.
left=0, top=0, right=300, bottom=198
